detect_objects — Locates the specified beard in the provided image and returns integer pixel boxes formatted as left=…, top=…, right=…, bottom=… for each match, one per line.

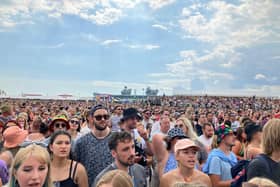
left=94, top=122, right=107, bottom=131
left=118, top=156, right=135, bottom=167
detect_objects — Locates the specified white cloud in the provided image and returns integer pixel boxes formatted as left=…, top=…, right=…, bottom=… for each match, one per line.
left=87, top=7, right=123, bottom=25
left=147, top=0, right=176, bottom=9
left=255, top=74, right=266, bottom=80
left=127, top=44, right=160, bottom=50
left=152, top=24, right=168, bottom=31
left=101, top=39, right=122, bottom=45
left=182, top=8, right=192, bottom=17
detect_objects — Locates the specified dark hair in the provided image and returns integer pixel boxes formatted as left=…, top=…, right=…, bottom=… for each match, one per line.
left=245, top=122, right=262, bottom=142
left=48, top=130, right=72, bottom=151
left=236, top=127, right=245, bottom=142
left=108, top=131, right=133, bottom=150
left=39, top=122, right=49, bottom=135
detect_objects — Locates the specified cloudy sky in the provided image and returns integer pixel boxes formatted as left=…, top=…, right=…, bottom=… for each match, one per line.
left=0, top=0, right=279, bottom=97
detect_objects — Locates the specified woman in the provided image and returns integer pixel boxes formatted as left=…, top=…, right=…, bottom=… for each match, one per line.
left=244, top=122, right=262, bottom=160
left=96, top=170, right=133, bottom=187
left=175, top=117, right=208, bottom=167
left=49, top=130, right=88, bottom=187
left=68, top=116, right=82, bottom=141
left=16, top=113, right=28, bottom=130
left=232, top=127, right=246, bottom=160
left=9, top=144, right=52, bottom=187
left=160, top=139, right=212, bottom=187
left=247, top=119, right=280, bottom=185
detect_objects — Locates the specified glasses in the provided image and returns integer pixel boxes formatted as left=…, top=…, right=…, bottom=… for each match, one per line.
left=174, top=124, right=184, bottom=128
left=20, top=141, right=48, bottom=148
left=70, top=120, right=79, bottom=125
left=94, top=115, right=110, bottom=121
left=145, top=112, right=151, bottom=115
left=54, top=122, right=67, bottom=128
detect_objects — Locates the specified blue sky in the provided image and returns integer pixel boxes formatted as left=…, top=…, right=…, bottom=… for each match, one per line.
left=0, top=0, right=279, bottom=97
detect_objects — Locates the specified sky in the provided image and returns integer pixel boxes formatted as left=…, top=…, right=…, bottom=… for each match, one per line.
left=0, top=0, right=280, bottom=97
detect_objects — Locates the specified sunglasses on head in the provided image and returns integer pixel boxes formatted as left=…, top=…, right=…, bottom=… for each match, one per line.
left=20, top=141, right=48, bottom=148
left=70, top=120, right=79, bottom=125
left=94, top=114, right=110, bottom=121
left=54, top=122, right=67, bottom=128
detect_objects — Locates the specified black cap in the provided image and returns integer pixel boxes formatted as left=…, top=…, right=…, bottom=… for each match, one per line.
left=122, top=108, right=142, bottom=121
left=89, top=104, right=108, bottom=116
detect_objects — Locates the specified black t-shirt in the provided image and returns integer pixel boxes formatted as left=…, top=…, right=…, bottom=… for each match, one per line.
left=247, top=154, right=280, bottom=185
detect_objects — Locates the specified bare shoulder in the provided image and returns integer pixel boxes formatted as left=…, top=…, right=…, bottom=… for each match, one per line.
left=194, top=170, right=212, bottom=187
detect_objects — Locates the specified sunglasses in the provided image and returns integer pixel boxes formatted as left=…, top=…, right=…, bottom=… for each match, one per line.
left=20, top=141, right=48, bottom=148
left=94, top=115, right=110, bottom=121
left=54, top=122, right=67, bottom=128
left=70, top=120, right=79, bottom=125
left=174, top=124, right=184, bottom=128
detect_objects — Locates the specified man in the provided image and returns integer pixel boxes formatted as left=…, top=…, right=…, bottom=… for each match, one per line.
left=151, top=109, right=170, bottom=136
left=195, top=113, right=207, bottom=136
left=110, top=105, right=123, bottom=132
left=75, top=105, right=113, bottom=185
left=142, top=109, right=153, bottom=130
left=150, top=116, right=171, bottom=137
left=0, top=105, right=13, bottom=127
left=121, top=107, right=152, bottom=166
left=198, top=122, right=214, bottom=152
left=203, top=124, right=237, bottom=187
left=93, top=131, right=146, bottom=187
left=160, top=139, right=212, bottom=187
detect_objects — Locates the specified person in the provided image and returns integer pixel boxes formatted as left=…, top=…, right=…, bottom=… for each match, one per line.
left=26, top=116, right=45, bottom=142
left=174, top=118, right=208, bottom=168
left=93, top=131, right=146, bottom=187
left=203, top=124, right=237, bottom=187
left=3, top=124, right=28, bottom=156
left=244, top=122, right=262, bottom=160
left=247, top=119, right=280, bottom=185
left=242, top=177, right=278, bottom=187
left=152, top=127, right=187, bottom=187
left=79, top=109, right=92, bottom=136
left=49, top=130, right=88, bottom=187
left=160, top=139, right=212, bottom=187
left=0, top=150, right=13, bottom=186
left=44, top=114, right=71, bottom=145
left=198, top=123, right=214, bottom=152
left=68, top=115, right=82, bottom=141
left=232, top=127, right=246, bottom=160
left=74, top=105, right=113, bottom=185
left=121, top=107, right=152, bottom=167
left=96, top=170, right=133, bottom=187
left=110, top=105, right=123, bottom=132
left=8, top=144, right=52, bottom=187
left=0, top=105, right=13, bottom=127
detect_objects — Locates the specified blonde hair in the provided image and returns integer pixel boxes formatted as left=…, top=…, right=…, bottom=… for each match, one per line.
left=9, top=144, right=52, bottom=187
left=262, top=119, right=280, bottom=156
left=177, top=117, right=198, bottom=140
left=243, top=177, right=278, bottom=187
left=96, top=170, right=133, bottom=187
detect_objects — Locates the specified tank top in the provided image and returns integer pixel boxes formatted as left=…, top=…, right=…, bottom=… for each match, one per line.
left=53, top=160, right=79, bottom=187
left=164, top=153, right=177, bottom=173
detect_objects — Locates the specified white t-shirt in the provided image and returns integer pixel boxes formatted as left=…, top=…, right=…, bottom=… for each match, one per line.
left=198, top=134, right=213, bottom=148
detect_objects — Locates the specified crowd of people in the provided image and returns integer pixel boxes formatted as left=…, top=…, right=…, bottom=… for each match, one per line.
left=0, top=95, right=280, bottom=187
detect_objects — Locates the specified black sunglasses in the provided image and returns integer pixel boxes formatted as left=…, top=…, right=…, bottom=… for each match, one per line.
left=54, top=122, right=67, bottom=128
left=70, top=120, right=79, bottom=125
left=94, top=115, right=110, bottom=121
